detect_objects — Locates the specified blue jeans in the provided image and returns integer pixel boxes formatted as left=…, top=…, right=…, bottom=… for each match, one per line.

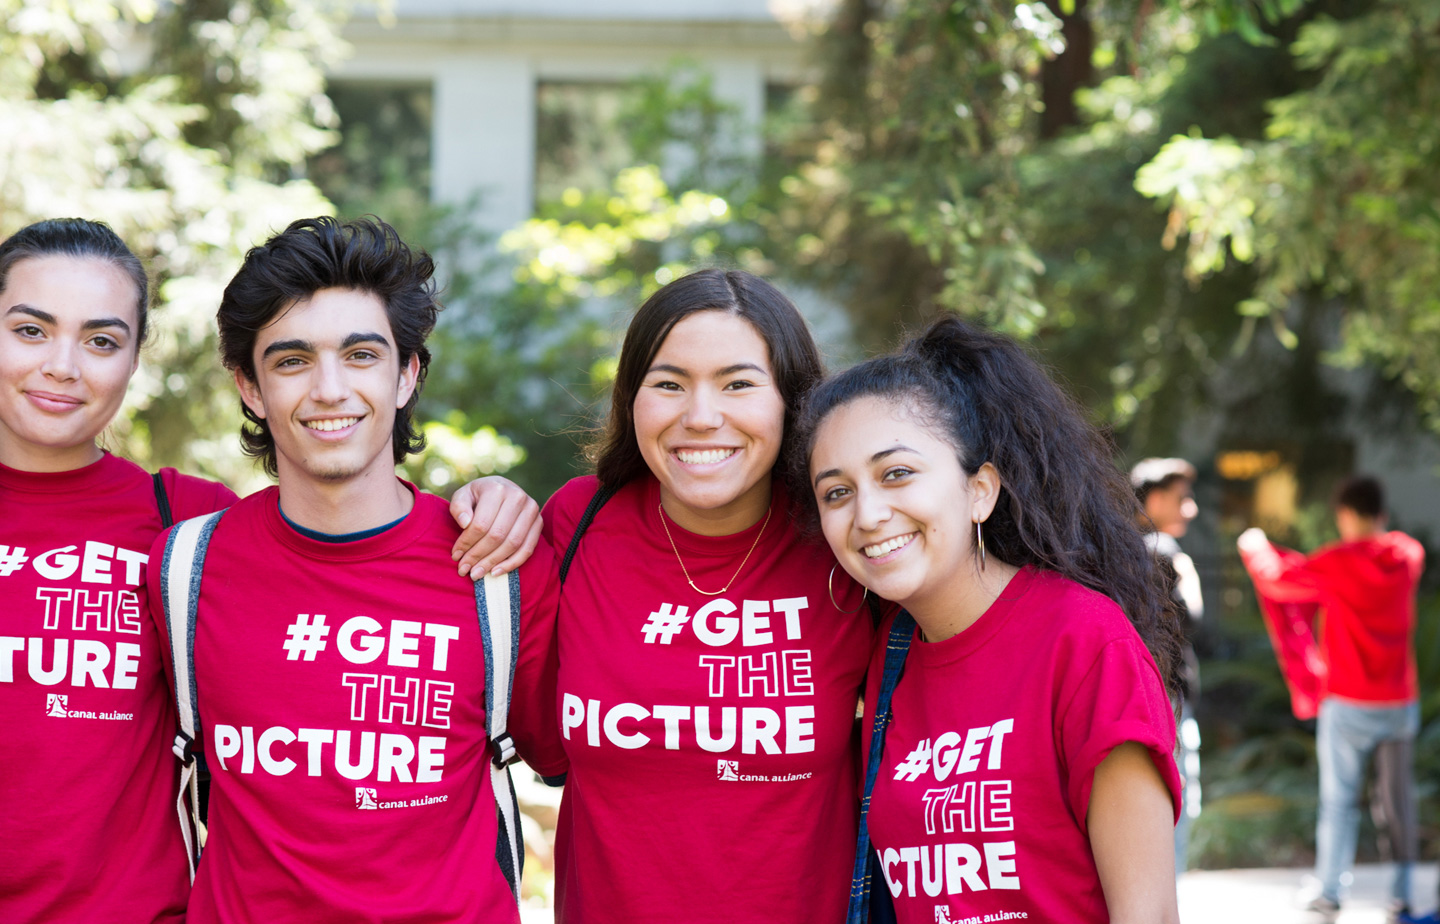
left=1315, top=698, right=1419, bottom=904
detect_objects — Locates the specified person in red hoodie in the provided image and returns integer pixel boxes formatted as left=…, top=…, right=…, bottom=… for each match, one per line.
left=1238, top=476, right=1423, bottom=921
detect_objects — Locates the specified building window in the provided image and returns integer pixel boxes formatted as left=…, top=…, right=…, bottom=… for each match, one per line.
left=310, top=81, right=434, bottom=217
left=534, top=81, right=647, bottom=206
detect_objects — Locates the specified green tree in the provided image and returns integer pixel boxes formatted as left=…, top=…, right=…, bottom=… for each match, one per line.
left=1137, top=0, right=1440, bottom=429
left=0, top=0, right=342, bottom=490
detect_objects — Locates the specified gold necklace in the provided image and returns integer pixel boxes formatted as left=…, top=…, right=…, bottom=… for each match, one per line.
left=657, top=500, right=773, bottom=596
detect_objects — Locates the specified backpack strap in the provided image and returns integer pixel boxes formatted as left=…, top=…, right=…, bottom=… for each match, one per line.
left=559, top=482, right=618, bottom=587
left=846, top=610, right=916, bottom=924
left=158, top=509, right=226, bottom=882
left=152, top=471, right=174, bottom=529
left=476, top=569, right=525, bottom=902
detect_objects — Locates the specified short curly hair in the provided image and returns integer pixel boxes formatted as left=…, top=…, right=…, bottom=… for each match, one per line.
left=217, top=216, right=440, bottom=477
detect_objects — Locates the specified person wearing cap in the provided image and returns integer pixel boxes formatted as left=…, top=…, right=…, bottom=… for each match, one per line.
left=1132, top=457, right=1203, bottom=876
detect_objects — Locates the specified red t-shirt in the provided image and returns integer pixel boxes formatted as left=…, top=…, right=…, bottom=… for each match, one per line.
left=540, top=475, right=875, bottom=924
left=1240, top=533, right=1422, bottom=703
left=864, top=567, right=1180, bottom=924
left=145, top=485, right=560, bottom=924
left=1, top=453, right=234, bottom=924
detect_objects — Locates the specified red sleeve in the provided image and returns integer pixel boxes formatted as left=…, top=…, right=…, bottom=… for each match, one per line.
left=1239, top=539, right=1329, bottom=603
left=509, top=534, right=567, bottom=778
left=1059, top=637, right=1181, bottom=832
left=1395, top=532, right=1425, bottom=584
left=539, top=475, right=596, bottom=555
left=157, top=467, right=238, bottom=521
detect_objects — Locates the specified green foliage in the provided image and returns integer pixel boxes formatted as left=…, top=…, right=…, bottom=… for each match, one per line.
left=770, top=0, right=1057, bottom=342
left=0, top=0, right=344, bottom=491
left=1137, top=0, right=1440, bottom=431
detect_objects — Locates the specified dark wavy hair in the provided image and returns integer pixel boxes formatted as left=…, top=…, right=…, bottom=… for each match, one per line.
left=0, top=218, right=149, bottom=346
left=217, top=216, right=439, bottom=477
left=1334, top=474, right=1384, bottom=519
left=591, top=268, right=825, bottom=489
left=794, top=315, right=1184, bottom=694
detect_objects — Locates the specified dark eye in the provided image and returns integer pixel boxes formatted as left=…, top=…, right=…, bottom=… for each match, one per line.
left=650, top=379, right=682, bottom=391
left=881, top=466, right=914, bottom=482
left=820, top=484, right=852, bottom=504
left=14, top=324, right=43, bottom=338
left=276, top=356, right=305, bottom=368
left=90, top=334, right=121, bottom=351
left=724, top=379, right=755, bottom=391
left=350, top=349, right=378, bottom=361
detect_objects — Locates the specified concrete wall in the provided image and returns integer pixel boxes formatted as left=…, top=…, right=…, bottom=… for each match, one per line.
left=335, top=0, right=815, bottom=234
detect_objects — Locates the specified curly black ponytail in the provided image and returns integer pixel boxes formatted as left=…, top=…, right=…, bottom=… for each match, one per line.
left=794, top=315, right=1184, bottom=695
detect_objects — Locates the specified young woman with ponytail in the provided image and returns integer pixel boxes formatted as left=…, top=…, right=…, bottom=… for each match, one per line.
left=800, top=316, right=1183, bottom=924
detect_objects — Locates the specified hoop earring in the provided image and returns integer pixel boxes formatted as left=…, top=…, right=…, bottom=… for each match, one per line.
left=829, top=563, right=867, bottom=614
left=976, top=519, right=986, bottom=572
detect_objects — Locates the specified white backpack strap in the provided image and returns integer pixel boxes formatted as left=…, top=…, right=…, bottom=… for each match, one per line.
left=159, top=509, right=226, bottom=882
left=476, top=570, right=523, bottom=902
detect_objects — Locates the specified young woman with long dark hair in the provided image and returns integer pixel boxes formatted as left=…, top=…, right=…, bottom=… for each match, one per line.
left=530, top=268, right=875, bottom=923
left=801, top=316, right=1184, bottom=924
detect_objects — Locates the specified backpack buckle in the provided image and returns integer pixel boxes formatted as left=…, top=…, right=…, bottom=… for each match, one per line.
left=490, top=732, right=519, bottom=768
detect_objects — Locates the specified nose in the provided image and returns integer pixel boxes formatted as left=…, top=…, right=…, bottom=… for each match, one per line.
left=680, top=384, right=724, bottom=432
left=309, top=353, right=352, bottom=405
left=40, top=338, right=80, bottom=383
left=853, top=482, right=892, bottom=533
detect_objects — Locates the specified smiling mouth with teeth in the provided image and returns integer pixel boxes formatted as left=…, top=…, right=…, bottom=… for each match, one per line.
left=864, top=533, right=917, bottom=559
left=675, top=448, right=736, bottom=465
left=304, top=417, right=360, bottom=432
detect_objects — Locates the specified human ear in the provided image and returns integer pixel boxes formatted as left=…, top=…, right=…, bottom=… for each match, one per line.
left=395, top=352, right=420, bottom=409
left=969, top=462, right=1003, bottom=523
left=234, top=367, right=266, bottom=420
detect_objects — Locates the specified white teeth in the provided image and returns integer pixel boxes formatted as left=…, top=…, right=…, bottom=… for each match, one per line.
left=864, top=534, right=915, bottom=559
left=676, top=448, right=736, bottom=465
left=305, top=417, right=359, bottom=432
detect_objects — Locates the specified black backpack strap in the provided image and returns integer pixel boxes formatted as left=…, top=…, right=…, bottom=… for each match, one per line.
left=153, top=471, right=174, bottom=529
left=559, top=482, right=618, bottom=587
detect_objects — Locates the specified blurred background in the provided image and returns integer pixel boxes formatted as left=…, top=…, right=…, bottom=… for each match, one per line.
left=5, top=0, right=1440, bottom=910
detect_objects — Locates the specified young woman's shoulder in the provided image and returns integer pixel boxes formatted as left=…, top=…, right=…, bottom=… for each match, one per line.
left=155, top=466, right=239, bottom=521
left=544, top=474, right=603, bottom=524
left=1027, top=568, right=1142, bottom=646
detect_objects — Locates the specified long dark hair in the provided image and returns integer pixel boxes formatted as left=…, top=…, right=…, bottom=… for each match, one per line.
left=795, top=315, right=1184, bottom=693
left=0, top=218, right=150, bottom=346
left=217, top=216, right=439, bottom=477
left=591, top=268, right=825, bottom=489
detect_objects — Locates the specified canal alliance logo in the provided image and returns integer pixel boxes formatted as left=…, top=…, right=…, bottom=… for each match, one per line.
left=355, top=787, right=379, bottom=810
left=46, top=694, right=69, bottom=718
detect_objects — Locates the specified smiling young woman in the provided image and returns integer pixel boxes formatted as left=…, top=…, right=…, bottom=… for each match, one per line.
left=0, top=218, right=237, bottom=924
left=533, top=269, right=875, bottom=924
left=800, top=316, right=1185, bottom=924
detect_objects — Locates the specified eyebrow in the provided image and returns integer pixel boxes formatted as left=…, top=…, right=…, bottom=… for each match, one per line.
left=812, top=445, right=918, bottom=487
left=6, top=304, right=132, bottom=334
left=260, top=331, right=391, bottom=361
left=646, top=361, right=769, bottom=378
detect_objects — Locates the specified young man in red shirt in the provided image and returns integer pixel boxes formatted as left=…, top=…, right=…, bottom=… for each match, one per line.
left=147, top=217, right=561, bottom=923
left=1239, top=476, right=1422, bottom=921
